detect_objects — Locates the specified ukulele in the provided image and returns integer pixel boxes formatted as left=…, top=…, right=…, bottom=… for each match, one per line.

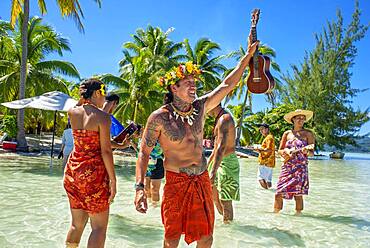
left=281, top=144, right=315, bottom=162
left=246, top=9, right=275, bottom=94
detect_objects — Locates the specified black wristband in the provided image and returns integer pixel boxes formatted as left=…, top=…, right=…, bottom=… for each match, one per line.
left=134, top=182, right=144, bottom=191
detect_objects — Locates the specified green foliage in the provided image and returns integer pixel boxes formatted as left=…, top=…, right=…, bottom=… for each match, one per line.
left=237, top=104, right=298, bottom=146
left=100, top=25, right=183, bottom=125
left=0, top=17, right=79, bottom=134
left=203, top=116, right=216, bottom=140
left=281, top=1, right=369, bottom=149
left=0, top=115, right=17, bottom=139
left=183, top=38, right=226, bottom=94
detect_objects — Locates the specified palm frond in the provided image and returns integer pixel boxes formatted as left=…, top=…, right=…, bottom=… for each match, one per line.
left=36, top=60, right=80, bottom=78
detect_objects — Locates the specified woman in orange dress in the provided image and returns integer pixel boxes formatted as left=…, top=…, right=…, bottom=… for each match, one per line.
left=63, top=78, right=116, bottom=248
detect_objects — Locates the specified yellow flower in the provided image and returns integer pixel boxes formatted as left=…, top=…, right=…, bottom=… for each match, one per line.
left=159, top=61, right=202, bottom=88
left=100, top=84, right=106, bottom=96
left=166, top=72, right=172, bottom=80
left=186, top=62, right=194, bottom=73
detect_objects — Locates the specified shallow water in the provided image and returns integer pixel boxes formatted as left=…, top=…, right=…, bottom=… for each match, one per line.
left=0, top=153, right=369, bottom=247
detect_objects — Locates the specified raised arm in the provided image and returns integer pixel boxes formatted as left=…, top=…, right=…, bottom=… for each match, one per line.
left=134, top=111, right=161, bottom=213
left=203, top=40, right=259, bottom=112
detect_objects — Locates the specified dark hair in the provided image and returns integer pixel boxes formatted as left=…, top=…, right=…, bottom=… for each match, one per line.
left=163, top=85, right=174, bottom=104
left=137, top=124, right=142, bottom=133
left=163, top=80, right=183, bottom=104
left=79, top=78, right=105, bottom=99
left=257, top=123, right=269, bottom=129
left=106, top=94, right=120, bottom=104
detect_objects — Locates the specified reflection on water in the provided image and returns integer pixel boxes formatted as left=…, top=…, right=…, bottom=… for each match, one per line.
left=300, top=214, right=370, bottom=231
left=0, top=153, right=369, bottom=247
left=231, top=223, right=305, bottom=247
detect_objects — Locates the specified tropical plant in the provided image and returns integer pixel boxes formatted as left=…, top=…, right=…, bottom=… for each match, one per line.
left=0, top=115, right=17, bottom=139
left=101, top=51, right=163, bottom=125
left=122, top=25, right=185, bottom=72
left=9, top=0, right=101, bottom=150
left=0, top=17, right=80, bottom=136
left=183, top=38, right=227, bottom=94
left=241, top=104, right=296, bottom=146
left=226, top=43, right=281, bottom=146
left=101, top=26, right=184, bottom=124
left=281, top=1, right=369, bottom=149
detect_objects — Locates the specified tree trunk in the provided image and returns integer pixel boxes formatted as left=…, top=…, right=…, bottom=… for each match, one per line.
left=133, top=101, right=138, bottom=123
left=235, top=90, right=249, bottom=146
left=16, top=0, right=29, bottom=151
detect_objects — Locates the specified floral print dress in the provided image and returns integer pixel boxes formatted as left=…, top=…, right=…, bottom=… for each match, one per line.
left=276, top=138, right=309, bottom=200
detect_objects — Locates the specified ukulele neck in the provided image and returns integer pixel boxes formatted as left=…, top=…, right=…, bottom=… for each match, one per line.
left=251, top=25, right=260, bottom=81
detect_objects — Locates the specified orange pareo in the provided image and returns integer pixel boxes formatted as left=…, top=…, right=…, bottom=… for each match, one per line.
left=161, top=171, right=215, bottom=244
left=64, top=130, right=110, bottom=214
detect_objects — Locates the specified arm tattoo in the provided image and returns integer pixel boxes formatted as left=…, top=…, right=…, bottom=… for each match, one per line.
left=144, top=120, right=159, bottom=148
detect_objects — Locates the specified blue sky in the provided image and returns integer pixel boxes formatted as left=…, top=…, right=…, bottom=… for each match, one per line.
left=1, top=0, right=369, bottom=134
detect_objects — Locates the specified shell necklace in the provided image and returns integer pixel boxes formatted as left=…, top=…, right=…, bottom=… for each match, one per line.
left=170, top=103, right=199, bottom=126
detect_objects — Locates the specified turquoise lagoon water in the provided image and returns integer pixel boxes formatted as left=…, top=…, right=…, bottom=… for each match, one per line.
left=0, top=153, right=369, bottom=247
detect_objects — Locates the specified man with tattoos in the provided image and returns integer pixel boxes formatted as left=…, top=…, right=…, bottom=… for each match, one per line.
left=134, top=38, right=259, bottom=248
left=207, top=103, right=240, bottom=224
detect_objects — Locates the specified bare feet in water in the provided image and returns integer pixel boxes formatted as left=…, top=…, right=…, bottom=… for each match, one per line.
left=295, top=210, right=302, bottom=216
left=273, top=208, right=280, bottom=214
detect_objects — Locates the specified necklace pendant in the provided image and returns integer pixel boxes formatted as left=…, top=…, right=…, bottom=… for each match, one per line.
left=187, top=118, right=193, bottom=126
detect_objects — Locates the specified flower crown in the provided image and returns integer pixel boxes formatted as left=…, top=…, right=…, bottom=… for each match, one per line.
left=158, top=62, right=202, bottom=88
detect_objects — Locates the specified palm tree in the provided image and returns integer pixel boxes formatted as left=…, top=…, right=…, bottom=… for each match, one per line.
left=183, top=38, right=227, bottom=94
left=123, top=25, right=185, bottom=71
left=226, top=43, right=281, bottom=146
left=101, top=26, right=184, bottom=125
left=0, top=17, right=80, bottom=135
left=9, top=0, right=101, bottom=150
left=101, top=51, right=163, bottom=125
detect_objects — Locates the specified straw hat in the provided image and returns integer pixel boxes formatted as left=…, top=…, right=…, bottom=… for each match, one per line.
left=284, top=109, right=313, bottom=124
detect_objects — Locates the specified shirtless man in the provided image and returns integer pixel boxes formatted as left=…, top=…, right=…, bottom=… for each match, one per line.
left=207, top=104, right=239, bottom=224
left=134, top=39, right=258, bottom=247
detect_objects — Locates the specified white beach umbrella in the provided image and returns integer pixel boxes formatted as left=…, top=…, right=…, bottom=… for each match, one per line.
left=1, top=91, right=77, bottom=111
left=1, top=91, right=77, bottom=166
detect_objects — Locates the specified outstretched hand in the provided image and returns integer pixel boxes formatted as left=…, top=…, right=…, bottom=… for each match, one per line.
left=134, top=189, right=148, bottom=213
left=247, top=40, right=259, bottom=56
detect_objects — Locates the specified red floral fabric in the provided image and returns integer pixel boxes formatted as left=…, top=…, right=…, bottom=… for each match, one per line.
left=63, top=129, right=110, bottom=214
